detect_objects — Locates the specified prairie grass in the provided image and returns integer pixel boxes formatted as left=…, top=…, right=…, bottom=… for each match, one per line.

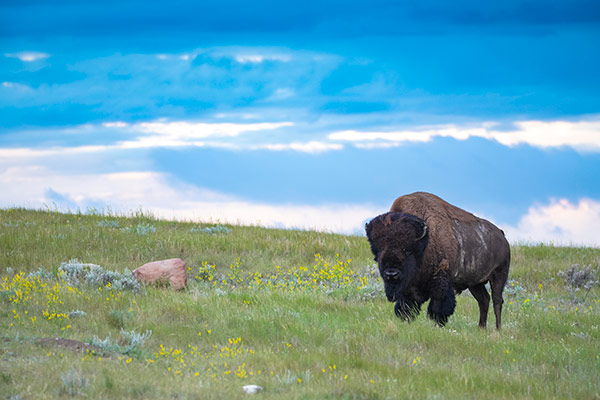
left=1, top=208, right=599, bottom=399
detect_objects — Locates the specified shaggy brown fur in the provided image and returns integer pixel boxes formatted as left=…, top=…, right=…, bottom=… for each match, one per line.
left=366, top=192, right=510, bottom=329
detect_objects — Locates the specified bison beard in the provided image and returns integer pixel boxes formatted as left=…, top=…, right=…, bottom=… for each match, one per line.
left=366, top=192, right=510, bottom=329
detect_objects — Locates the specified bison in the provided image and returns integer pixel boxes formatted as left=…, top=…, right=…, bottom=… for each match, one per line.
left=365, top=192, right=510, bottom=329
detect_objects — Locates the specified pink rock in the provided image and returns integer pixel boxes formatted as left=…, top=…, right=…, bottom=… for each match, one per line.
left=133, top=258, right=187, bottom=290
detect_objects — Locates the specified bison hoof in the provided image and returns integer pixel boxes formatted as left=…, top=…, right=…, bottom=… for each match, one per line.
left=427, top=299, right=454, bottom=327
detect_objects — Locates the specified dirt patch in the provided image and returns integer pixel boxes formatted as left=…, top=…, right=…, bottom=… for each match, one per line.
left=36, top=337, right=111, bottom=356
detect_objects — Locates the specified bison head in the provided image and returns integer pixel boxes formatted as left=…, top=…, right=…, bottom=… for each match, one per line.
left=365, top=212, right=429, bottom=305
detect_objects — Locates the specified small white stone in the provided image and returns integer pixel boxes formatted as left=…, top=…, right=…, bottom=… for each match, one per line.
left=242, top=385, right=263, bottom=394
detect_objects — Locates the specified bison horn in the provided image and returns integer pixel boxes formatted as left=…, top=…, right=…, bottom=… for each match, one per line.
left=415, top=223, right=428, bottom=241
left=383, top=213, right=393, bottom=226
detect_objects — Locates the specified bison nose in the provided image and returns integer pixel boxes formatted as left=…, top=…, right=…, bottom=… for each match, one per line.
left=384, top=270, right=400, bottom=280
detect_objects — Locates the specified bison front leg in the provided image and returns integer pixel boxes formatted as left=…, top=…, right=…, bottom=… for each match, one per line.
left=427, top=260, right=456, bottom=327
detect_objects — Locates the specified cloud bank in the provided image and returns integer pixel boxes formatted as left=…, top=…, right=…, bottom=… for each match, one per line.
left=502, top=198, right=600, bottom=247
left=0, top=166, right=379, bottom=234
left=2, top=161, right=599, bottom=246
left=4, top=116, right=600, bottom=157
left=330, top=119, right=600, bottom=152
left=4, top=51, right=50, bottom=62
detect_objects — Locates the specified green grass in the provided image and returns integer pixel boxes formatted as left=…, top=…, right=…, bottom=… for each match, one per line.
left=1, top=208, right=599, bottom=399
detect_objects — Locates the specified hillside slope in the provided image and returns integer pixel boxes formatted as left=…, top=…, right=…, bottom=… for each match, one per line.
left=1, top=209, right=599, bottom=399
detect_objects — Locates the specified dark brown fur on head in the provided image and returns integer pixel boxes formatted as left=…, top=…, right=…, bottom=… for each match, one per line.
left=365, top=212, right=429, bottom=304
left=365, top=212, right=428, bottom=257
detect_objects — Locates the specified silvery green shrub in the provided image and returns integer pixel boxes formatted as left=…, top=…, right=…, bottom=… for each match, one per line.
left=190, top=225, right=231, bottom=234
left=68, top=310, right=87, bottom=318
left=89, top=329, right=152, bottom=355
left=558, top=264, right=599, bottom=304
left=558, top=264, right=599, bottom=292
left=120, top=329, right=152, bottom=349
left=97, top=219, right=119, bottom=228
left=59, top=259, right=140, bottom=291
left=27, top=268, right=55, bottom=280
left=60, top=368, right=89, bottom=397
left=119, top=223, right=155, bottom=235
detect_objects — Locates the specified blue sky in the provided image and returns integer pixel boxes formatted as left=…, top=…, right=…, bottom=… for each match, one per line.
left=2, top=0, right=600, bottom=245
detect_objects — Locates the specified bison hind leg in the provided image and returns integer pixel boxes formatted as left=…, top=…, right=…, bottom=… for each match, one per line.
left=469, top=282, right=490, bottom=328
left=490, top=262, right=510, bottom=330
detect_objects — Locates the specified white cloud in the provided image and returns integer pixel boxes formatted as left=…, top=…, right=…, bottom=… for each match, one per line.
left=329, top=119, right=600, bottom=152
left=491, top=120, right=600, bottom=150
left=8, top=120, right=295, bottom=152
left=329, top=129, right=436, bottom=143
left=150, top=46, right=298, bottom=65
left=102, top=121, right=128, bottom=128
left=5, top=51, right=50, bottom=62
left=132, top=120, right=293, bottom=139
left=234, top=54, right=292, bottom=64
left=1, top=81, right=34, bottom=92
left=502, top=198, right=600, bottom=247
left=0, top=120, right=347, bottom=157
left=97, top=117, right=600, bottom=153
left=259, top=141, right=344, bottom=154
left=0, top=167, right=378, bottom=234
left=268, top=88, right=295, bottom=100
left=1, top=119, right=292, bottom=156
left=0, top=145, right=114, bottom=160
left=0, top=138, right=342, bottom=159
left=214, top=113, right=261, bottom=120
left=110, top=120, right=294, bottom=150
left=0, top=167, right=232, bottom=208
left=235, top=55, right=266, bottom=63
left=353, top=142, right=401, bottom=149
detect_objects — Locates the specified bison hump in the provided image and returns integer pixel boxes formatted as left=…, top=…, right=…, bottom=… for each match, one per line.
left=390, top=192, right=479, bottom=224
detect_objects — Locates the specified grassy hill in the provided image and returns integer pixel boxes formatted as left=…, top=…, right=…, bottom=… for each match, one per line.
left=1, top=208, right=599, bottom=399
